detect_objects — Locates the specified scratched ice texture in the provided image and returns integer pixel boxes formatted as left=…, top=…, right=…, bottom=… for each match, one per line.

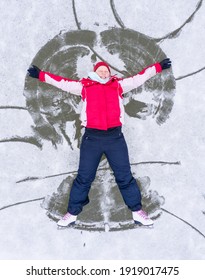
left=0, top=0, right=205, bottom=259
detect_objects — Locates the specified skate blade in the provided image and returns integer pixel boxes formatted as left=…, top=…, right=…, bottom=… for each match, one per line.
left=134, top=221, right=154, bottom=229
left=57, top=222, right=76, bottom=230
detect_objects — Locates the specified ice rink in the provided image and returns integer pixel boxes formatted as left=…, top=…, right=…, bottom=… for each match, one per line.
left=0, top=0, right=205, bottom=260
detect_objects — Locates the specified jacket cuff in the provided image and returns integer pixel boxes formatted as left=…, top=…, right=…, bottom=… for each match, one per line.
left=155, top=63, right=162, bottom=73
left=39, top=71, right=45, bottom=82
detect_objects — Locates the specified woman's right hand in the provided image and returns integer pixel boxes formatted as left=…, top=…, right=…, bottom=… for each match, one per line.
left=27, top=65, right=41, bottom=79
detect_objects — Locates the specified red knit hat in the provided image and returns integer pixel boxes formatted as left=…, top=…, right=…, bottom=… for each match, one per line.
left=94, top=61, right=111, bottom=73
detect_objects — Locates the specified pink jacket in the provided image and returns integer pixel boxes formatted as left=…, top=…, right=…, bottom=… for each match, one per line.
left=39, top=63, right=162, bottom=130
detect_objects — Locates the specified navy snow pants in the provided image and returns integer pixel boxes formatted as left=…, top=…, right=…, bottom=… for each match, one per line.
left=67, top=126, right=142, bottom=215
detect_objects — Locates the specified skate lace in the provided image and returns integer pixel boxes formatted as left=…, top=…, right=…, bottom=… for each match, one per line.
left=62, top=212, right=71, bottom=220
left=137, top=210, right=148, bottom=219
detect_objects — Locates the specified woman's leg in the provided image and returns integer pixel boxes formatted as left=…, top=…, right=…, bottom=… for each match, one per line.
left=67, top=133, right=103, bottom=215
left=104, top=132, right=142, bottom=211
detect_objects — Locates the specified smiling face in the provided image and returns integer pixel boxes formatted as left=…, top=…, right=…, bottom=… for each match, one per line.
left=95, top=65, right=110, bottom=79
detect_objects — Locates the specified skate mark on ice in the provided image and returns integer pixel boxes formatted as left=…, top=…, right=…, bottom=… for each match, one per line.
left=15, top=161, right=181, bottom=184
left=0, top=105, right=50, bottom=116
left=176, top=66, right=205, bottom=81
left=154, top=0, right=203, bottom=42
left=0, top=136, right=42, bottom=149
left=0, top=197, right=44, bottom=211
left=110, top=0, right=126, bottom=29
left=161, top=208, right=205, bottom=239
left=72, top=0, right=81, bottom=30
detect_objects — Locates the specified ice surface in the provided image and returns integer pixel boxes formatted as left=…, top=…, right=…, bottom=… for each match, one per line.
left=0, top=0, right=205, bottom=260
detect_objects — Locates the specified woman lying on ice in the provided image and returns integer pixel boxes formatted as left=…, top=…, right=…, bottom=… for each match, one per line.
left=27, top=58, right=171, bottom=227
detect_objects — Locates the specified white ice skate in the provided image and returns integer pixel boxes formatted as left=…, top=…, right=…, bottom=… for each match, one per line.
left=57, top=212, right=77, bottom=227
left=132, top=210, right=154, bottom=227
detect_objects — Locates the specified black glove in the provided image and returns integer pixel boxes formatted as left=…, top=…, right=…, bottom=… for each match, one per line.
left=160, top=58, right=171, bottom=70
left=27, top=65, right=41, bottom=79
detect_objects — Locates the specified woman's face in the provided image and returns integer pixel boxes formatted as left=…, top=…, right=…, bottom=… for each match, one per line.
left=95, top=66, right=110, bottom=79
